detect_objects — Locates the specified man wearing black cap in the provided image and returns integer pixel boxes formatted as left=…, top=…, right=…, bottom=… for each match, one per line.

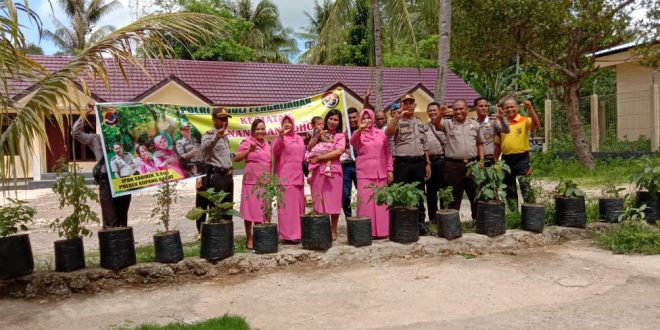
left=386, top=94, right=432, bottom=236
left=199, top=107, right=234, bottom=232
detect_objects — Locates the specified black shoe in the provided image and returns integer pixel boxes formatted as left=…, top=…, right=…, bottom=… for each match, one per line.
left=284, top=239, right=300, bottom=245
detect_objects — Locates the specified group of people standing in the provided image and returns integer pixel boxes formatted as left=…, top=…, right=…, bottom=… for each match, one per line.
left=74, top=93, right=539, bottom=250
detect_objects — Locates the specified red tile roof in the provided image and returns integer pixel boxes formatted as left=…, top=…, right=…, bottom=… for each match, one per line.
left=17, top=55, right=480, bottom=108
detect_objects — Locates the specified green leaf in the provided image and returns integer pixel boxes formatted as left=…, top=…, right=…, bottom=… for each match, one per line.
left=185, top=207, right=205, bottom=220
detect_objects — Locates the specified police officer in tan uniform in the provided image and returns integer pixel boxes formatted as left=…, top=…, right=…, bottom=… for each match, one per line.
left=386, top=94, right=432, bottom=235
left=433, top=99, right=484, bottom=221
left=475, top=97, right=509, bottom=166
left=199, top=107, right=234, bottom=232
left=424, top=102, right=447, bottom=220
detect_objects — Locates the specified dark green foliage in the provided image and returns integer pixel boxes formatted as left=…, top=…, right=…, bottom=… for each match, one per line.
left=129, top=314, right=250, bottom=330
left=467, top=160, right=510, bottom=202
left=368, top=182, right=425, bottom=208
left=186, top=189, right=239, bottom=223
left=601, top=182, right=626, bottom=199
left=596, top=205, right=660, bottom=255
left=436, top=186, right=454, bottom=210
left=506, top=211, right=521, bottom=229
left=101, top=104, right=155, bottom=153
left=251, top=172, right=285, bottom=221
left=532, top=153, right=660, bottom=186
left=553, top=179, right=584, bottom=198
left=585, top=198, right=599, bottom=223
left=0, top=198, right=35, bottom=237
left=51, top=160, right=99, bottom=240
left=151, top=174, right=179, bottom=233
left=629, top=156, right=660, bottom=194
left=618, top=205, right=647, bottom=223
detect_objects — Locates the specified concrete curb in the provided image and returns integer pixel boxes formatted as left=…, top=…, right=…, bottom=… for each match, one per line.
left=0, top=226, right=590, bottom=298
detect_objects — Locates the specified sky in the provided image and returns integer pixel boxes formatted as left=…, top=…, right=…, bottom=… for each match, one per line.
left=23, top=0, right=316, bottom=56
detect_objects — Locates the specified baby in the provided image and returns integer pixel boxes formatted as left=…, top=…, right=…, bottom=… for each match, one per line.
left=305, top=117, right=334, bottom=177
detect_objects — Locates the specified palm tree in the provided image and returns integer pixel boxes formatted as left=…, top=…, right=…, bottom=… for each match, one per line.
left=298, top=0, right=334, bottom=64
left=320, top=0, right=417, bottom=110
left=228, top=0, right=299, bottom=63
left=0, top=0, right=227, bottom=188
left=45, top=0, right=122, bottom=55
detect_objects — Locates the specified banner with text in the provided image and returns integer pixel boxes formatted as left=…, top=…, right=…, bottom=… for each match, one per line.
left=96, top=89, right=348, bottom=197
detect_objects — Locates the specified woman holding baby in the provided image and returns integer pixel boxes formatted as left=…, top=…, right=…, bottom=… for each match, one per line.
left=306, top=109, right=346, bottom=240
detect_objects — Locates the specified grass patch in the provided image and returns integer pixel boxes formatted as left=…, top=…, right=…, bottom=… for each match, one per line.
left=506, top=211, right=521, bottom=229
left=586, top=198, right=600, bottom=223
left=458, top=252, right=477, bottom=259
left=127, top=315, right=249, bottom=330
left=460, top=220, right=475, bottom=233
left=531, top=152, right=660, bottom=186
left=595, top=221, right=660, bottom=254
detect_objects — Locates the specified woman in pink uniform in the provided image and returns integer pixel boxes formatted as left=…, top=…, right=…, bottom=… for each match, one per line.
left=350, top=108, right=393, bottom=238
left=234, top=118, right=271, bottom=250
left=272, top=115, right=305, bottom=243
left=307, top=109, right=345, bottom=240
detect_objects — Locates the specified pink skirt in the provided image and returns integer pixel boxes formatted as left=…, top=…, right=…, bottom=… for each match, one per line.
left=277, top=185, right=304, bottom=240
left=357, top=178, right=390, bottom=237
left=309, top=167, right=343, bottom=215
left=240, top=183, right=265, bottom=223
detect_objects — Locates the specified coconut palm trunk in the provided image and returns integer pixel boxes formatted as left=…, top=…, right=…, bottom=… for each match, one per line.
left=371, top=0, right=383, bottom=111
left=436, top=0, right=451, bottom=103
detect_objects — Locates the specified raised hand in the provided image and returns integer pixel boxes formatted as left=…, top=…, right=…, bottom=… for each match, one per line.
left=523, top=100, right=533, bottom=110
left=216, top=128, right=226, bottom=139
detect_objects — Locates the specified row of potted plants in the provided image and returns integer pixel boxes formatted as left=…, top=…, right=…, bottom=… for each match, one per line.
left=1, top=157, right=656, bottom=280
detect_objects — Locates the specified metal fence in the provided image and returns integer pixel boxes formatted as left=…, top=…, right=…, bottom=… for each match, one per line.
left=547, top=88, right=657, bottom=153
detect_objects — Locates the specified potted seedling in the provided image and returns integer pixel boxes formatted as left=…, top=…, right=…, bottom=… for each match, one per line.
left=468, top=161, right=510, bottom=237
left=554, top=179, right=586, bottom=228
left=369, top=182, right=425, bottom=244
left=51, top=161, right=100, bottom=272
left=519, top=176, right=546, bottom=233
left=629, top=157, right=659, bottom=224
left=0, top=198, right=36, bottom=280
left=151, top=174, right=183, bottom=263
left=300, top=194, right=332, bottom=251
left=251, top=172, right=285, bottom=254
left=186, top=189, right=238, bottom=261
left=598, top=182, right=626, bottom=223
left=435, top=186, right=461, bottom=240
left=346, top=190, right=372, bottom=247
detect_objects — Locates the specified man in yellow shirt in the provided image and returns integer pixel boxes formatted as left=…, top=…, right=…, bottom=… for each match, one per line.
left=498, top=98, right=540, bottom=206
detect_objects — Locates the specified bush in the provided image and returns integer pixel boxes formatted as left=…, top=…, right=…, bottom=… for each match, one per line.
left=595, top=221, right=660, bottom=255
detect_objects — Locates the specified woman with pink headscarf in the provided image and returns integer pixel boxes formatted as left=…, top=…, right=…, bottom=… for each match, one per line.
left=350, top=108, right=393, bottom=238
left=234, top=118, right=272, bottom=250
left=152, top=135, right=185, bottom=177
left=307, top=109, right=346, bottom=240
left=272, top=115, right=305, bottom=243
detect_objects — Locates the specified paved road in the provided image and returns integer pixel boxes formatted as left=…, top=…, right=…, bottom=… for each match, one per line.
left=1, top=240, right=659, bottom=329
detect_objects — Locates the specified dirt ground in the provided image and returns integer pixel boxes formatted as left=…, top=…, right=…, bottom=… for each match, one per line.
left=0, top=240, right=659, bottom=329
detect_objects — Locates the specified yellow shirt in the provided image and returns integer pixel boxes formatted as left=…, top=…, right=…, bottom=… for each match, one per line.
left=498, top=114, right=531, bottom=155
